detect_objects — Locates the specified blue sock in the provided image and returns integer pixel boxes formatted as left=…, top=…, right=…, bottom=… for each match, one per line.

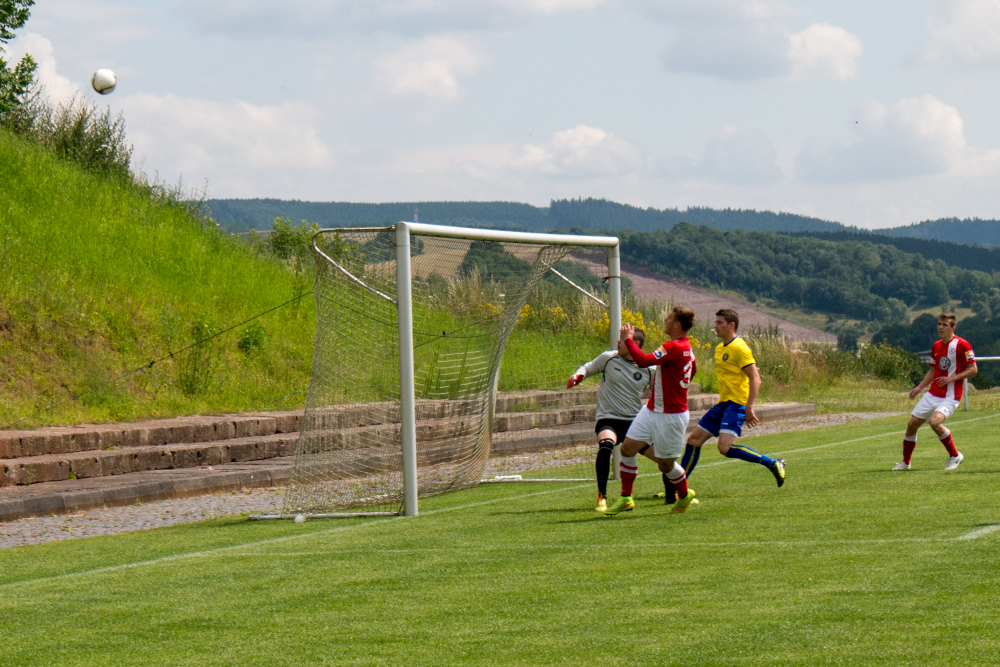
left=680, top=444, right=701, bottom=477
left=724, top=444, right=775, bottom=468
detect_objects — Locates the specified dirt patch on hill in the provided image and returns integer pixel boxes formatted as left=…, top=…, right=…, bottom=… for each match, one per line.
left=568, top=254, right=836, bottom=344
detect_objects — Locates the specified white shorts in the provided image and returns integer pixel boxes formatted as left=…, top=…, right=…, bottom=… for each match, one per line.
left=911, top=392, right=960, bottom=420
left=625, top=406, right=689, bottom=459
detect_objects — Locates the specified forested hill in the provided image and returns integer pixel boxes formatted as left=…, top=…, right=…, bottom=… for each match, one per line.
left=615, top=224, right=1000, bottom=325
left=786, top=231, right=1000, bottom=274
left=207, top=199, right=547, bottom=232
left=546, top=199, right=844, bottom=232
left=208, top=196, right=1000, bottom=248
left=879, top=217, right=1000, bottom=247
left=207, top=197, right=845, bottom=234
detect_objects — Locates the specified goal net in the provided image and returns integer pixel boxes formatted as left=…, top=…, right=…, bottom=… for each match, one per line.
left=274, top=223, right=620, bottom=518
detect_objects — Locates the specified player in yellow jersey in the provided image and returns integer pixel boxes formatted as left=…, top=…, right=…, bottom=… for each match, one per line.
left=664, top=309, right=785, bottom=498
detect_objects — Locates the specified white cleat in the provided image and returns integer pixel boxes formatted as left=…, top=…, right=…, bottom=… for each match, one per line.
left=944, top=452, right=964, bottom=471
left=892, top=461, right=911, bottom=471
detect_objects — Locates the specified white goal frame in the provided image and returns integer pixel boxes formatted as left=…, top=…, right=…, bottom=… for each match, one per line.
left=393, top=222, right=622, bottom=517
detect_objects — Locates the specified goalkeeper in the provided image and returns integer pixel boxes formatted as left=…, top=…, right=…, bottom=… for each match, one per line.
left=567, top=328, right=653, bottom=512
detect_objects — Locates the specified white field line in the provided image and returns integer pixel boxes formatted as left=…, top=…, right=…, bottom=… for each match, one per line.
left=956, top=524, right=1000, bottom=541
left=2, top=413, right=997, bottom=591
left=219, top=533, right=970, bottom=556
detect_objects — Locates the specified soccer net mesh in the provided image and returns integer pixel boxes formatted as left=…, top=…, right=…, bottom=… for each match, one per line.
left=279, top=227, right=615, bottom=516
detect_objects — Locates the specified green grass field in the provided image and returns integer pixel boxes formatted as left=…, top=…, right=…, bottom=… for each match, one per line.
left=2, top=414, right=999, bottom=666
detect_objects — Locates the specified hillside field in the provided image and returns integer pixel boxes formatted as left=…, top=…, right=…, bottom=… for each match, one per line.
left=0, top=129, right=316, bottom=428
left=1, top=414, right=998, bottom=666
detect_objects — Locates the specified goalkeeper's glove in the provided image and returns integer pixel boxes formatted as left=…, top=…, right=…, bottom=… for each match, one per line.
left=567, top=374, right=584, bottom=388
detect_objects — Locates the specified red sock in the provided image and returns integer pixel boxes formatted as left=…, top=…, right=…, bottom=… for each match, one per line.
left=903, top=437, right=916, bottom=464
left=670, top=472, right=689, bottom=498
left=940, top=432, right=958, bottom=457
left=620, top=462, right=637, bottom=496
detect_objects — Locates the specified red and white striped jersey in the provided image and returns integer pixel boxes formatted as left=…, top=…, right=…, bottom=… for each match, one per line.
left=624, top=337, right=695, bottom=414
left=929, top=336, right=975, bottom=401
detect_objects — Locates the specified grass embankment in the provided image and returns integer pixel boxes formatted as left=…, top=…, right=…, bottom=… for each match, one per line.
left=2, top=415, right=999, bottom=665
left=0, top=129, right=316, bottom=428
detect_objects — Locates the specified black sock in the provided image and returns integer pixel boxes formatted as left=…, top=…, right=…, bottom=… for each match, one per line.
left=596, top=439, right=615, bottom=497
left=662, top=473, right=677, bottom=502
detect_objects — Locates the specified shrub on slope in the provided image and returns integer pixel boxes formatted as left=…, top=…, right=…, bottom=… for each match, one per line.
left=0, top=128, right=315, bottom=428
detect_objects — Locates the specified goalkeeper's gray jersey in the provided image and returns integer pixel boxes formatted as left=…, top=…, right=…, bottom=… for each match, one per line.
left=575, top=351, right=653, bottom=420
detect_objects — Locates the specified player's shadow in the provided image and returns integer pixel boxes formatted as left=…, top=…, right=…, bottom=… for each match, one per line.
left=551, top=512, right=685, bottom=525
left=490, top=507, right=580, bottom=515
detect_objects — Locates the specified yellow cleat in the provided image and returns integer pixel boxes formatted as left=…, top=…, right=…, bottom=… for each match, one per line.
left=670, top=490, right=698, bottom=513
left=595, top=495, right=608, bottom=512
left=602, top=496, right=635, bottom=516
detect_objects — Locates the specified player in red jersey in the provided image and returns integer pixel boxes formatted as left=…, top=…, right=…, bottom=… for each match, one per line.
left=603, top=306, right=698, bottom=515
left=894, top=313, right=978, bottom=471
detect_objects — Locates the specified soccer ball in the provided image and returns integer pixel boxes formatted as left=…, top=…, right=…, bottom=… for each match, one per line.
left=91, top=69, right=117, bottom=95
left=294, top=515, right=306, bottom=523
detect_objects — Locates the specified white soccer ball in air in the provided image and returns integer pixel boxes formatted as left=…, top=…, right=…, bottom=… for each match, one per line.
left=91, top=69, right=117, bottom=95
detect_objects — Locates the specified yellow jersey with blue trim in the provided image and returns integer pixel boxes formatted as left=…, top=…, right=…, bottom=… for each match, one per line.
left=714, top=336, right=756, bottom=405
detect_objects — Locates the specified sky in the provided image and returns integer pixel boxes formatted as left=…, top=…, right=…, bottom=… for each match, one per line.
left=6, top=0, right=1000, bottom=228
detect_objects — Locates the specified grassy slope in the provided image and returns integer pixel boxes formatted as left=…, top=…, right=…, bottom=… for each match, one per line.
left=1, top=415, right=999, bottom=665
left=0, top=129, right=315, bottom=428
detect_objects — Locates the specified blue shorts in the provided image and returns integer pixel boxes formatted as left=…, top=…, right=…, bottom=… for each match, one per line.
left=697, top=401, right=746, bottom=438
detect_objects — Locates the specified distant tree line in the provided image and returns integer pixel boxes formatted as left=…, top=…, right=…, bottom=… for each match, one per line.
left=614, top=224, right=1000, bottom=324
left=208, top=199, right=547, bottom=233
left=546, top=198, right=844, bottom=233
left=209, top=197, right=1000, bottom=250
left=787, top=230, right=1000, bottom=274
left=880, top=217, right=1000, bottom=247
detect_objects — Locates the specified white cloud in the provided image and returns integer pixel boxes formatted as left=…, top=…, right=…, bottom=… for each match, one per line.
left=514, top=125, right=649, bottom=177
left=924, top=0, right=1000, bottom=68
left=377, top=35, right=483, bottom=105
left=795, top=95, right=999, bottom=183
left=180, top=0, right=605, bottom=37
left=4, top=33, right=80, bottom=103
left=118, top=94, right=333, bottom=194
left=789, top=23, right=862, bottom=81
left=375, top=124, right=647, bottom=186
left=641, top=0, right=861, bottom=81
left=672, top=125, right=784, bottom=184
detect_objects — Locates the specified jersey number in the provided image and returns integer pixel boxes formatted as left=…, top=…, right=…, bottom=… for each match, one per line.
left=680, top=360, right=693, bottom=388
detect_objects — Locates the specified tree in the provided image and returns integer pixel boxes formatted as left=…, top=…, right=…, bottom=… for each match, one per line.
left=0, top=0, right=36, bottom=115
left=923, top=275, right=949, bottom=307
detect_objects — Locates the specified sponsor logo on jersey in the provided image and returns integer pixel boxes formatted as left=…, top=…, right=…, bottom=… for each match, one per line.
left=966, top=350, right=976, bottom=361
left=939, top=357, right=951, bottom=370
left=722, top=352, right=729, bottom=361
left=633, top=372, right=643, bottom=381
left=653, top=348, right=664, bottom=359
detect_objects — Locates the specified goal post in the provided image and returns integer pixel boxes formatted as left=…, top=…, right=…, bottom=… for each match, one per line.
left=257, top=221, right=621, bottom=520
left=394, top=222, right=621, bottom=516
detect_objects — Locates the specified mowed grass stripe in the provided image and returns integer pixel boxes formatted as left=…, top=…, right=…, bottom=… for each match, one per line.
left=2, top=412, right=996, bottom=591
left=2, top=415, right=998, bottom=666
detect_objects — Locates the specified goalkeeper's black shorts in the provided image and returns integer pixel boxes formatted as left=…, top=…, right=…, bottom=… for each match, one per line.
left=595, top=418, right=633, bottom=445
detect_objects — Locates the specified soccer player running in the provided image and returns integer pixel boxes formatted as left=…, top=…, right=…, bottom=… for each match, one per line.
left=894, top=312, right=977, bottom=471
left=672, top=309, right=785, bottom=494
left=603, top=306, right=699, bottom=516
left=567, top=329, right=654, bottom=512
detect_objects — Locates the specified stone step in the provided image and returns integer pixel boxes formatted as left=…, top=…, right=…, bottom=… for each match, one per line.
left=0, top=401, right=815, bottom=521
left=0, top=394, right=783, bottom=488
left=0, top=412, right=302, bottom=460
left=0, top=402, right=602, bottom=487
left=0, top=384, right=709, bottom=460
